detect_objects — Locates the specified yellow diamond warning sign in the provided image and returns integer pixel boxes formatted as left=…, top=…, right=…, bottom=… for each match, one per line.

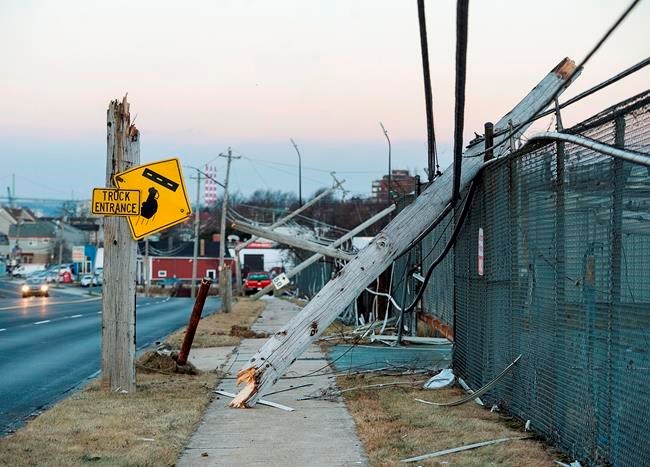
left=113, top=158, right=192, bottom=240
left=92, top=188, right=141, bottom=216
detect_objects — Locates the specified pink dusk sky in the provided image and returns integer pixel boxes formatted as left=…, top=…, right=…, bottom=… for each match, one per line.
left=0, top=0, right=648, bottom=201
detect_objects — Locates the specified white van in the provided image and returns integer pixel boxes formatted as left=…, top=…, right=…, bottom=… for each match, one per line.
left=12, top=264, right=45, bottom=278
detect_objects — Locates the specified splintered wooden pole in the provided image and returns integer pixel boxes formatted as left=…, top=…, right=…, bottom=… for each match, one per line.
left=101, top=95, right=139, bottom=393
left=230, top=58, right=578, bottom=408
left=177, top=278, right=212, bottom=366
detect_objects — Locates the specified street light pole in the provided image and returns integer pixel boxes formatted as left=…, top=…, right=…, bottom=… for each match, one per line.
left=379, top=122, right=391, bottom=201
left=290, top=138, right=302, bottom=206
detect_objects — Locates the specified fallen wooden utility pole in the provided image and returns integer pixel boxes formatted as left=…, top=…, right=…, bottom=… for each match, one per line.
left=234, top=176, right=345, bottom=295
left=251, top=204, right=396, bottom=299
left=230, top=58, right=578, bottom=408
left=102, top=95, right=139, bottom=393
left=230, top=219, right=354, bottom=261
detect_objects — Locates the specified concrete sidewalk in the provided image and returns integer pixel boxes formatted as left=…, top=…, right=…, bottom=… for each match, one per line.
left=179, top=297, right=368, bottom=467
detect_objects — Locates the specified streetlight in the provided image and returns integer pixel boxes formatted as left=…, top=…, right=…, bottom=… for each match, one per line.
left=380, top=122, right=391, bottom=201
left=290, top=138, right=302, bottom=206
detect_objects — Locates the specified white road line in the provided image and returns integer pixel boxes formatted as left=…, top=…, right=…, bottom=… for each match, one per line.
left=70, top=314, right=83, bottom=318
left=34, top=320, right=51, bottom=325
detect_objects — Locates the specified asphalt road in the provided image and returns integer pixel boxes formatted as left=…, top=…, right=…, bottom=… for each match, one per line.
left=0, top=279, right=221, bottom=435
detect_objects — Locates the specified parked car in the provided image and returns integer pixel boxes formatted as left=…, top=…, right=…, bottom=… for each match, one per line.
left=80, top=275, right=94, bottom=287
left=21, top=277, right=49, bottom=298
left=80, top=274, right=102, bottom=287
left=244, top=272, right=272, bottom=295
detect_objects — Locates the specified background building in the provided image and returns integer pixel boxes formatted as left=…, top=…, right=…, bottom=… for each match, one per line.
left=371, top=170, right=416, bottom=202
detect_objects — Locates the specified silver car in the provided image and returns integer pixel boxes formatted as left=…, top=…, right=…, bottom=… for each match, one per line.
left=21, top=277, right=50, bottom=298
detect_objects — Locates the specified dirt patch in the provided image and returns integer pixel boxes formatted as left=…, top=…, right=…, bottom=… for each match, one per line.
left=137, top=351, right=199, bottom=375
left=229, top=325, right=268, bottom=338
left=337, top=373, right=562, bottom=466
left=165, top=298, right=266, bottom=348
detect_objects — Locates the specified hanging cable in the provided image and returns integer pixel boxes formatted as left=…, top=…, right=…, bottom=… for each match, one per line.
left=465, top=0, right=642, bottom=161
left=417, top=0, right=440, bottom=181
left=452, top=0, right=470, bottom=204
left=401, top=176, right=479, bottom=314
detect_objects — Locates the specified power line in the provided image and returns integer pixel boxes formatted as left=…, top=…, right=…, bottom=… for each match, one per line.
left=465, top=0, right=643, bottom=160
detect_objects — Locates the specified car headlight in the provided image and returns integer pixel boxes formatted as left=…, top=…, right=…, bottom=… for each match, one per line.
left=40, top=285, right=48, bottom=292
left=21, top=285, right=29, bottom=292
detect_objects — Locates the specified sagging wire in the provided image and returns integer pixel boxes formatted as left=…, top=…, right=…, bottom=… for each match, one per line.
left=365, top=285, right=403, bottom=312
left=399, top=176, right=479, bottom=314
left=464, top=0, right=644, bottom=161
left=416, top=354, right=522, bottom=407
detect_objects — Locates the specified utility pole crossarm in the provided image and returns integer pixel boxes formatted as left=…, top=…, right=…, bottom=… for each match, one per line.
left=250, top=204, right=396, bottom=299
left=234, top=177, right=345, bottom=254
left=230, top=219, right=354, bottom=261
left=229, top=57, right=579, bottom=409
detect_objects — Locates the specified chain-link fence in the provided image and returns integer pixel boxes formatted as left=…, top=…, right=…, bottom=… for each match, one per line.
left=407, top=91, right=650, bottom=466
left=293, top=260, right=333, bottom=299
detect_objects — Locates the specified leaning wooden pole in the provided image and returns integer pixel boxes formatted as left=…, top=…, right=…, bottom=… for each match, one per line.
left=102, top=95, right=139, bottom=393
left=230, top=58, right=577, bottom=408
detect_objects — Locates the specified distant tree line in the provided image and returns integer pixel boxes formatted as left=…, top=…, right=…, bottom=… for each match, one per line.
left=201, top=188, right=393, bottom=240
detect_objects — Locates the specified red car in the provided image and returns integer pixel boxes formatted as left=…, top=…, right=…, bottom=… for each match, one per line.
left=244, top=272, right=272, bottom=295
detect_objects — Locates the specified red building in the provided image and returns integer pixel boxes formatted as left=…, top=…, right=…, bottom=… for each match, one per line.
left=371, top=169, right=416, bottom=202
left=139, top=240, right=233, bottom=284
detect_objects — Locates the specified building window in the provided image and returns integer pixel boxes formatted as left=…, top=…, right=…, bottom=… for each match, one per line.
left=206, top=269, right=216, bottom=279
left=158, top=270, right=167, bottom=278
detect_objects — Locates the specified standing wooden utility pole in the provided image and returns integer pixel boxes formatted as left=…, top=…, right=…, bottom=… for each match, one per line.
left=102, top=95, right=139, bottom=393
left=191, top=171, right=201, bottom=298
left=218, top=148, right=240, bottom=313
